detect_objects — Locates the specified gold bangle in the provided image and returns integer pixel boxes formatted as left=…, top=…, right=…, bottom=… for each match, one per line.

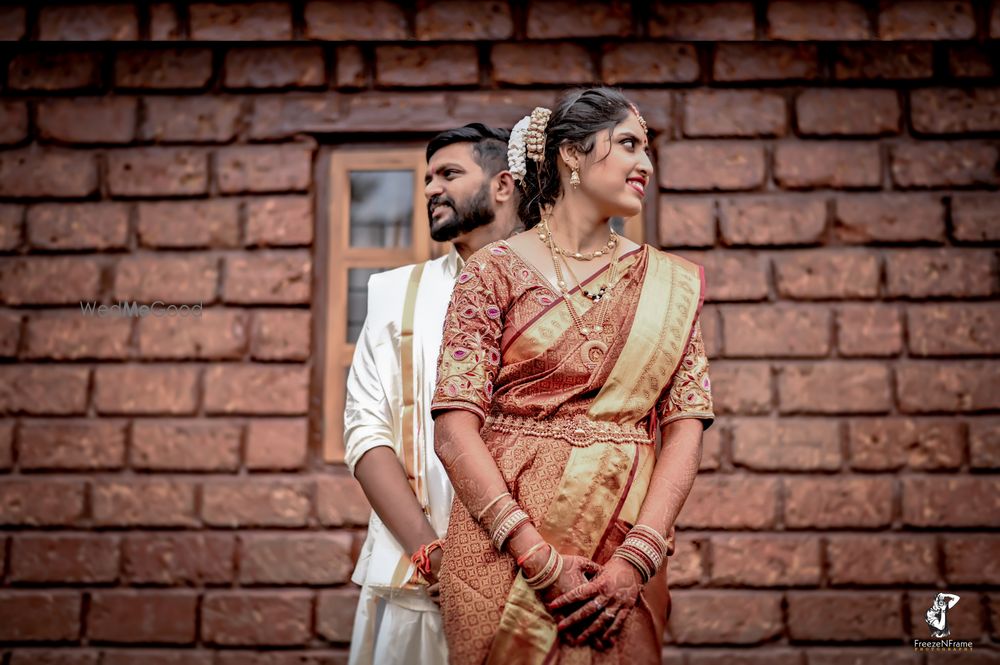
left=477, top=491, right=511, bottom=522
left=516, top=541, right=548, bottom=568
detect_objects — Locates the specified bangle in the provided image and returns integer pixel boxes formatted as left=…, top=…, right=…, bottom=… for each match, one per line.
left=612, top=525, right=669, bottom=584
left=488, top=499, right=518, bottom=533
left=477, top=491, right=511, bottom=522
left=516, top=541, right=549, bottom=568
left=525, top=548, right=563, bottom=590
left=410, top=538, right=443, bottom=579
left=491, top=509, right=530, bottom=552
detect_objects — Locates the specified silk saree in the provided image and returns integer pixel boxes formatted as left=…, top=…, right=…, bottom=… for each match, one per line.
left=431, top=240, right=714, bottom=665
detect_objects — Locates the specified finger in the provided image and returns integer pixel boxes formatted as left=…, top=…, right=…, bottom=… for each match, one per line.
left=547, top=581, right=600, bottom=611
left=427, top=583, right=440, bottom=596
left=580, top=559, right=602, bottom=577
left=601, top=606, right=630, bottom=642
left=557, top=595, right=607, bottom=632
left=577, top=609, right=614, bottom=643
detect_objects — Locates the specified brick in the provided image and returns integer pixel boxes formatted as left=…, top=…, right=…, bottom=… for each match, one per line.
left=0, top=592, right=81, bottom=641
left=224, top=46, right=326, bottom=89
left=602, top=43, right=699, bottom=84
left=317, top=587, right=360, bottom=643
left=0, top=421, right=12, bottom=468
left=944, top=535, right=1000, bottom=584
left=0, top=100, right=28, bottom=144
left=683, top=90, right=785, bottom=137
left=909, top=304, right=1000, bottom=356
left=376, top=45, right=478, bottom=87
left=0, top=366, right=89, bottom=415
left=335, top=45, right=367, bottom=88
left=528, top=0, right=632, bottom=37
left=203, top=592, right=312, bottom=645
left=885, top=249, right=995, bottom=298
left=25, top=312, right=130, bottom=360
left=246, top=196, right=313, bottom=247
left=27, top=202, right=130, bottom=250
left=787, top=592, right=902, bottom=640
left=39, top=3, right=137, bottom=40
left=124, top=533, right=235, bottom=585
left=249, top=94, right=341, bottom=139
left=828, top=535, right=937, bottom=585
left=0, top=206, right=22, bottom=253
left=245, top=419, right=308, bottom=470
left=714, top=44, right=819, bottom=82
left=8, top=51, right=102, bottom=90
left=92, top=479, right=198, bottom=527
left=834, top=194, right=944, bottom=244
left=849, top=417, right=963, bottom=471
left=658, top=198, right=715, bottom=248
left=667, top=591, right=782, bottom=644
left=115, top=48, right=213, bottom=89
left=137, top=308, right=246, bottom=360
left=797, top=89, right=900, bottom=136
left=241, top=533, right=353, bottom=584
left=779, top=362, right=892, bottom=414
left=911, top=88, right=1000, bottom=134
left=250, top=310, right=310, bottom=361
left=132, top=420, right=241, bottom=471
left=0, top=479, right=85, bottom=525
left=722, top=305, right=830, bottom=358
left=114, top=254, right=219, bottom=303
left=203, top=479, right=311, bottom=527
left=89, top=591, right=197, bottom=643
left=767, top=1, right=871, bottom=39
left=9, top=652, right=98, bottom=665
left=217, top=144, right=313, bottom=194
left=774, top=251, right=880, bottom=300
left=731, top=418, right=840, bottom=471
left=719, top=197, right=825, bottom=246
left=0, top=147, right=98, bottom=198
left=19, top=420, right=126, bottom=470
left=102, top=653, right=211, bottom=665
left=649, top=2, right=754, bottom=39
left=10, top=534, right=119, bottom=583
left=807, top=650, right=919, bottom=665
left=676, top=475, right=778, bottom=529
left=304, top=0, right=407, bottom=40
left=891, top=142, right=1000, bottom=188
left=949, top=44, right=995, bottom=78
left=952, top=193, right=1000, bottom=242
left=659, top=142, right=765, bottom=191
left=452, top=89, right=559, bottom=128
left=141, top=96, right=242, bottom=143
left=971, top=419, right=1000, bottom=468
left=834, top=44, right=933, bottom=80
left=0, top=312, right=20, bottom=360
left=667, top=534, right=706, bottom=587
left=316, top=475, right=372, bottom=527
left=700, top=420, right=722, bottom=467
left=687, top=652, right=801, bottom=665
left=493, top=43, right=595, bottom=85
left=223, top=252, right=312, bottom=304
left=897, top=362, right=1000, bottom=413
left=415, top=1, right=513, bottom=40
left=190, top=2, right=291, bottom=40
left=785, top=476, right=894, bottom=528
left=903, top=476, right=1000, bottom=527
left=707, top=362, right=771, bottom=415
left=107, top=147, right=209, bottom=197
left=137, top=200, right=239, bottom=248
left=150, top=3, right=182, bottom=40
left=775, top=142, right=881, bottom=190
left=94, top=365, right=199, bottom=415
left=0, top=5, right=26, bottom=40
left=621, top=90, right=673, bottom=133
left=878, top=0, right=976, bottom=39
left=711, top=535, right=821, bottom=586
left=204, top=364, right=309, bottom=415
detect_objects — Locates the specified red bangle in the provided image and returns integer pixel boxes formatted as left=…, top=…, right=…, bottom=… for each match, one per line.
left=411, top=538, right=443, bottom=578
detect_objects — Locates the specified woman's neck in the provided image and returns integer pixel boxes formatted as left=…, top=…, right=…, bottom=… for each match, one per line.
left=545, top=197, right=612, bottom=254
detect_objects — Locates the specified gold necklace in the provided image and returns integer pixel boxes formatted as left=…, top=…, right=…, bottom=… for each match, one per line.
left=560, top=254, right=610, bottom=303
left=537, top=219, right=618, bottom=261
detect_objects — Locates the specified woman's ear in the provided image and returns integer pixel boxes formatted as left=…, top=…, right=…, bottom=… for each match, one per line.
left=494, top=171, right=516, bottom=203
left=558, top=144, right=580, bottom=171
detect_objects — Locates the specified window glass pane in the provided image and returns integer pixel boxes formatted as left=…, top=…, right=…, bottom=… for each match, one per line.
left=349, top=170, right=414, bottom=248
left=347, top=267, right=393, bottom=343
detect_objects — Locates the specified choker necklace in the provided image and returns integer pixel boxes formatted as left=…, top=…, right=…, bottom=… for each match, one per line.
left=537, top=220, right=617, bottom=261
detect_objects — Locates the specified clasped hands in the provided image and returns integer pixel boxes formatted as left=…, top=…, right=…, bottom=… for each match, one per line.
left=539, top=553, right=644, bottom=650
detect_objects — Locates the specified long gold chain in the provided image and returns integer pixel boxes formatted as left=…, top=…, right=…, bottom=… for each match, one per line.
left=547, top=226, right=620, bottom=338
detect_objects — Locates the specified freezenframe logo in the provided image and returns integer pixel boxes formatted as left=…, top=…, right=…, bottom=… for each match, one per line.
left=80, top=301, right=204, bottom=317
left=913, top=592, right=974, bottom=653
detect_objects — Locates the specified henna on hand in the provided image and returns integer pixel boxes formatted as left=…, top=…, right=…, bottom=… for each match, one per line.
left=546, top=557, right=642, bottom=648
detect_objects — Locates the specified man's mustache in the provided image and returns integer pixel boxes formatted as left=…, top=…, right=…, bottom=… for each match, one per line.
left=427, top=196, right=455, bottom=219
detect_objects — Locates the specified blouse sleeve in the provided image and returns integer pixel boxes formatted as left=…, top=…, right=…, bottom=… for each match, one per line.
left=657, top=319, right=714, bottom=430
left=430, top=245, right=510, bottom=423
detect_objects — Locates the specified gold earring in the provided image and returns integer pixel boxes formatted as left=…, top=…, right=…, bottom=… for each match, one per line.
left=570, top=167, right=581, bottom=189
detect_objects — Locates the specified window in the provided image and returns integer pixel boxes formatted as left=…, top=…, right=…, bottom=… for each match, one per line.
left=318, top=145, right=651, bottom=463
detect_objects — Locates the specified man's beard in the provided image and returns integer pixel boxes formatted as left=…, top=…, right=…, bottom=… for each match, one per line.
left=428, top=181, right=496, bottom=242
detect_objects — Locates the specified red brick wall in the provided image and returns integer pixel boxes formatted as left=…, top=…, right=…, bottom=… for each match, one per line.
left=1, top=1, right=998, bottom=663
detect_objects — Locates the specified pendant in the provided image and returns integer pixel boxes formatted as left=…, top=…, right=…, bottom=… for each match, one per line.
left=580, top=339, right=608, bottom=369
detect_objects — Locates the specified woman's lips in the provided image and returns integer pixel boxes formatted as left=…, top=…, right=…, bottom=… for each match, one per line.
left=627, top=180, right=645, bottom=195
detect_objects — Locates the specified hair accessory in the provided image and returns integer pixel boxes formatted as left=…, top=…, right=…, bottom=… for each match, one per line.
left=507, top=115, right=530, bottom=184
left=525, top=107, right=552, bottom=163
left=569, top=167, right=581, bottom=189
left=628, top=102, right=648, bottom=135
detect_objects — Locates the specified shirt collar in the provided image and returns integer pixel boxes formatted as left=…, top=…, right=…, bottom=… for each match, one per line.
left=444, top=245, right=465, bottom=278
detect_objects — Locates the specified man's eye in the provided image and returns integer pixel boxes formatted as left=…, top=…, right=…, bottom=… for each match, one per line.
left=445, top=170, right=459, bottom=178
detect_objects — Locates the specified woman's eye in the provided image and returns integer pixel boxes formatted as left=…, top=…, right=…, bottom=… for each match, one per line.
left=621, top=139, right=635, bottom=150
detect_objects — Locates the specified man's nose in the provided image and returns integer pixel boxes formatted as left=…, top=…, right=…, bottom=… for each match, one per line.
left=425, top=178, right=443, bottom=199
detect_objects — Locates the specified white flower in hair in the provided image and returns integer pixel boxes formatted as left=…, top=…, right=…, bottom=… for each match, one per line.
left=507, top=115, right=530, bottom=183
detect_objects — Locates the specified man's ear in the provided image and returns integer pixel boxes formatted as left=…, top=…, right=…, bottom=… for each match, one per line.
left=494, top=171, right=516, bottom=203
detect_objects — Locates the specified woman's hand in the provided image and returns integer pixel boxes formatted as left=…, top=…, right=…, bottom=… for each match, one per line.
left=537, top=554, right=602, bottom=611
left=545, top=556, right=643, bottom=649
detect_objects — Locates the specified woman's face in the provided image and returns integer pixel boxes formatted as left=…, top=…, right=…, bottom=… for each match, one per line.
left=575, top=112, right=653, bottom=219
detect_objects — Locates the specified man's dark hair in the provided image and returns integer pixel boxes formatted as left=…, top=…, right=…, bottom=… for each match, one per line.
left=426, top=123, right=511, bottom=177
